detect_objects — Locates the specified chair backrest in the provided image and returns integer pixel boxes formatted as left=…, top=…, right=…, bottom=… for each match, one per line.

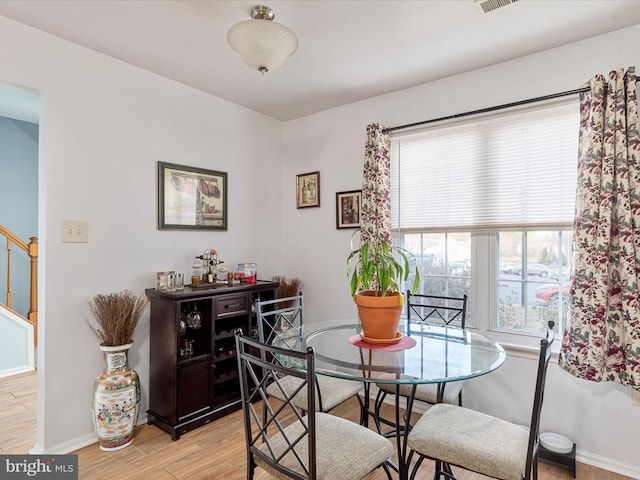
left=406, top=291, right=468, bottom=328
left=235, top=331, right=318, bottom=480
left=255, top=293, right=304, bottom=346
left=524, top=321, right=555, bottom=480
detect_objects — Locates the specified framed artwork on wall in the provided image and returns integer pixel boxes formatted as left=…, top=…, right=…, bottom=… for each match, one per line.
left=336, top=190, right=362, bottom=229
left=155, top=271, right=174, bottom=290
left=158, top=161, right=228, bottom=230
left=296, top=171, right=320, bottom=208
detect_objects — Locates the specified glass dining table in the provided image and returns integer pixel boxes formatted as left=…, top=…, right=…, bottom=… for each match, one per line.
left=273, top=318, right=506, bottom=480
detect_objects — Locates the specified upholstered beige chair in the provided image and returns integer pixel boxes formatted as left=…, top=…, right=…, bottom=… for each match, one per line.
left=405, top=321, right=555, bottom=480
left=256, top=294, right=363, bottom=415
left=235, top=331, right=393, bottom=480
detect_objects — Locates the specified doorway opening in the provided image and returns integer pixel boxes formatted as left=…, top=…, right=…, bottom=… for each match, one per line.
left=0, top=80, right=42, bottom=454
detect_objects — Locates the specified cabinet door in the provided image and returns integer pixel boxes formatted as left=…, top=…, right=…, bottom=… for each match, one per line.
left=176, top=359, right=212, bottom=421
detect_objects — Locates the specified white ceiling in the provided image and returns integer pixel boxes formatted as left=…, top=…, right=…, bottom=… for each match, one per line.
left=1, top=0, right=640, bottom=122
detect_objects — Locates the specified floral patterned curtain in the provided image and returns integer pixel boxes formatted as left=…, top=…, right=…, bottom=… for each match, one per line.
left=559, top=67, right=640, bottom=391
left=360, top=123, right=391, bottom=245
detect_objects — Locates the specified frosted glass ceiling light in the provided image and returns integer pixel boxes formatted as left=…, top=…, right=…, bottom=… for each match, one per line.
left=227, top=5, right=298, bottom=75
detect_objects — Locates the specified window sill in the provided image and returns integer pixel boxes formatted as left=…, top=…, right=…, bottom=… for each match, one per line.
left=467, top=326, right=561, bottom=360
left=493, top=339, right=561, bottom=361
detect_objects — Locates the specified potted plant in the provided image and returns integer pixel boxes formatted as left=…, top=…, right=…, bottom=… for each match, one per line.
left=86, top=290, right=147, bottom=451
left=347, top=232, right=419, bottom=343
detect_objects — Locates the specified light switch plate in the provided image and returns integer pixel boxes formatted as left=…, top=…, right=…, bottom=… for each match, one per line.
left=61, top=220, right=88, bottom=243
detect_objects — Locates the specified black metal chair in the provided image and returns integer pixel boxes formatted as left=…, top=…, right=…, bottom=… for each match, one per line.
left=373, top=292, right=468, bottom=433
left=406, top=321, right=555, bottom=480
left=256, top=294, right=363, bottom=415
left=235, top=331, right=394, bottom=480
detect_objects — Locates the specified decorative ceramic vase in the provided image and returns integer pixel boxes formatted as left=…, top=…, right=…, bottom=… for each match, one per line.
left=92, top=343, right=140, bottom=451
left=354, top=290, right=404, bottom=341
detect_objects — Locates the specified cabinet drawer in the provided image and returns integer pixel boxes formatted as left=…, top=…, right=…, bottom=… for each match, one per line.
left=216, top=295, right=248, bottom=317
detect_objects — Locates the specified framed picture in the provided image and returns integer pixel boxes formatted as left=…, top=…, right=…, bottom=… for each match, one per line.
left=155, top=271, right=174, bottom=290
left=296, top=171, right=320, bottom=208
left=336, top=190, right=362, bottom=229
left=158, top=161, right=227, bottom=230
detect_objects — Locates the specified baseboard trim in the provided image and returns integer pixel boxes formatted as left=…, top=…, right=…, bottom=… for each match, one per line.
left=576, top=449, right=640, bottom=479
left=0, top=365, right=35, bottom=378
left=45, top=432, right=97, bottom=454
left=42, top=417, right=149, bottom=454
left=28, top=442, right=43, bottom=454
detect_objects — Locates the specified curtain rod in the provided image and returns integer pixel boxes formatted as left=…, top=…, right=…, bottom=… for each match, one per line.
left=382, top=86, right=591, bottom=134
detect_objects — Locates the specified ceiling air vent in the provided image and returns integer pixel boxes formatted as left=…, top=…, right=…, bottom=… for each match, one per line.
left=474, top=0, right=518, bottom=13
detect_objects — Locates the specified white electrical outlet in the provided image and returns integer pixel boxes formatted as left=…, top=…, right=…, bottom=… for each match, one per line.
left=61, top=220, right=88, bottom=243
left=633, top=389, right=640, bottom=406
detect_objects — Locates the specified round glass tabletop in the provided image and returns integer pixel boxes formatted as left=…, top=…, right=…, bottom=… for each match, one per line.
left=288, top=319, right=506, bottom=385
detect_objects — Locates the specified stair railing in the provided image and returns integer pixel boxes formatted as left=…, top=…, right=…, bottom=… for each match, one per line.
left=0, top=225, right=38, bottom=346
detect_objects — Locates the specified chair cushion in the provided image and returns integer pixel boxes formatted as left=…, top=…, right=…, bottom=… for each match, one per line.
left=407, top=403, right=529, bottom=480
left=377, top=380, right=463, bottom=405
left=256, top=412, right=393, bottom=480
left=267, top=375, right=362, bottom=412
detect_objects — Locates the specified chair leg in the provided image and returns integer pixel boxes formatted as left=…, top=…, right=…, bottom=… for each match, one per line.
left=409, top=454, right=458, bottom=480
left=247, top=453, right=255, bottom=480
left=381, top=461, right=394, bottom=479
left=408, top=452, right=423, bottom=480
left=430, top=459, right=458, bottom=480
left=442, top=462, right=456, bottom=479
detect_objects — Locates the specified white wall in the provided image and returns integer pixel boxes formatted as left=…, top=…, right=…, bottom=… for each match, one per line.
left=2, top=10, right=639, bottom=476
left=0, top=16, right=284, bottom=452
left=281, top=25, right=640, bottom=477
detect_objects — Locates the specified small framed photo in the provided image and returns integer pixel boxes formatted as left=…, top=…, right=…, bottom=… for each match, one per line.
left=296, top=171, right=320, bottom=208
left=336, top=190, right=362, bottom=229
left=156, top=271, right=174, bottom=290
left=158, top=162, right=227, bottom=230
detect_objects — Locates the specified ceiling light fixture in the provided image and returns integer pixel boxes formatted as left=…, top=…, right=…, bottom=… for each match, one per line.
left=227, top=5, right=299, bottom=75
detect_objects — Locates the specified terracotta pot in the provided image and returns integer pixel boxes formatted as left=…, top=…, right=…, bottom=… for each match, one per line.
left=354, top=290, right=403, bottom=341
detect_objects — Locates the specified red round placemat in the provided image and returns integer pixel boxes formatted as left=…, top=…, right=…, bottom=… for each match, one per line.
left=348, top=334, right=416, bottom=351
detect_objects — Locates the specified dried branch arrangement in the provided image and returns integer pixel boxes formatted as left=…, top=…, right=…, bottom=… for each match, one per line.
left=86, top=290, right=148, bottom=346
left=272, top=275, right=302, bottom=309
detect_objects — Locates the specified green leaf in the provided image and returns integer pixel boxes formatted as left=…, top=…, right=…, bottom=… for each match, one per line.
left=345, top=229, right=420, bottom=301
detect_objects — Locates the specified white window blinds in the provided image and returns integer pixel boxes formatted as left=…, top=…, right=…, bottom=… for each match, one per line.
left=390, top=98, right=580, bottom=232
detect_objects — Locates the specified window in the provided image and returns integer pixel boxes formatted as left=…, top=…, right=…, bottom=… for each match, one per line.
left=395, top=230, right=471, bottom=318
left=391, top=98, right=579, bottom=340
left=497, top=230, right=572, bottom=334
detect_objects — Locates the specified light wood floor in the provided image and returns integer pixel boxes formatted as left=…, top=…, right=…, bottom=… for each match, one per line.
left=0, top=370, right=37, bottom=454
left=1, top=371, right=634, bottom=480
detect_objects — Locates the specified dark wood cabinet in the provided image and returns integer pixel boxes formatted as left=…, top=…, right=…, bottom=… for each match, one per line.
left=145, top=280, right=278, bottom=440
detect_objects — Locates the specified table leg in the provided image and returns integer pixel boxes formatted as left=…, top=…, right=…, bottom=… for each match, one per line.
left=361, top=383, right=370, bottom=427
left=432, top=384, right=452, bottom=480
left=396, top=384, right=419, bottom=480
left=394, top=385, right=406, bottom=479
